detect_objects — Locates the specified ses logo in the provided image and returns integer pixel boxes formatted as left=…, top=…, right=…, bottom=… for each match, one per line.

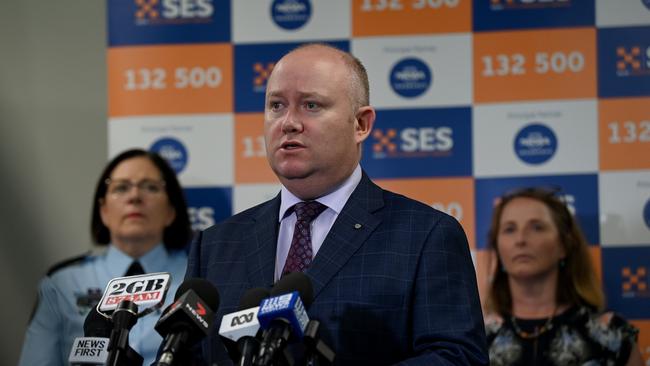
left=188, top=206, right=215, bottom=231
left=372, top=126, right=453, bottom=159
left=621, top=266, right=650, bottom=298
left=134, top=0, right=214, bottom=25
left=513, top=123, right=557, bottom=165
left=616, top=44, right=650, bottom=77
left=389, top=58, right=432, bottom=98
left=271, top=0, right=311, bottom=31
left=150, top=137, right=188, bottom=174
left=489, top=0, right=571, bottom=10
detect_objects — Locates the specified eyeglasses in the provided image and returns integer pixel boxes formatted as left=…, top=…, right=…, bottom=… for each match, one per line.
left=105, top=178, right=166, bottom=198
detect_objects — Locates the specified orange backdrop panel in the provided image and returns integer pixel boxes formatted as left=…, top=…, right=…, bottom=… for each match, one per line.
left=474, top=28, right=597, bottom=103
left=108, top=44, right=233, bottom=116
left=234, top=113, right=277, bottom=184
left=599, top=97, right=650, bottom=171
left=352, top=0, right=471, bottom=36
left=630, top=320, right=650, bottom=364
left=376, top=177, right=475, bottom=248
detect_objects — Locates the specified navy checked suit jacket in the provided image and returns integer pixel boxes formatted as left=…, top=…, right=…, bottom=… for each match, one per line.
left=186, top=173, right=488, bottom=365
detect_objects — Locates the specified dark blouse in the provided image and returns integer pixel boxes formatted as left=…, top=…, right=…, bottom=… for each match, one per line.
left=486, top=305, right=638, bottom=366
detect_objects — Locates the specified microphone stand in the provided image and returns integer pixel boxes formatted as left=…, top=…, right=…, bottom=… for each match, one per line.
left=106, top=301, right=142, bottom=366
left=303, top=320, right=335, bottom=366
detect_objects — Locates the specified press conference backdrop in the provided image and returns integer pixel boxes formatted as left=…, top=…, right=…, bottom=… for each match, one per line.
left=106, top=0, right=650, bottom=361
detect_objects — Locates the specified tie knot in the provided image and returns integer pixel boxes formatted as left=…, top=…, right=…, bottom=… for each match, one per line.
left=294, top=201, right=327, bottom=224
left=124, top=261, right=145, bottom=277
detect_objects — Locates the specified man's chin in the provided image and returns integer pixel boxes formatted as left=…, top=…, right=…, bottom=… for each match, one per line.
left=273, top=165, right=313, bottom=181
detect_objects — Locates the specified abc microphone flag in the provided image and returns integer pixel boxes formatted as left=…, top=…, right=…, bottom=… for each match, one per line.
left=219, top=306, right=262, bottom=341
left=219, top=287, right=270, bottom=366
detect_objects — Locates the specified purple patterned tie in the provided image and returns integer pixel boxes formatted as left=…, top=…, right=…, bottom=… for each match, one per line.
left=282, top=201, right=327, bottom=276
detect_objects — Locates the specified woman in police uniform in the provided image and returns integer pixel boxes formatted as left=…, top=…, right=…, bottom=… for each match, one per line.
left=18, top=148, right=192, bottom=366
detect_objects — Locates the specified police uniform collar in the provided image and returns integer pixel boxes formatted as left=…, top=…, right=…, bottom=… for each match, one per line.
left=107, top=243, right=167, bottom=278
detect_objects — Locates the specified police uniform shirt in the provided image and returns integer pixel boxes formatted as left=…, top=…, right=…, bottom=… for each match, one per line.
left=18, top=243, right=187, bottom=366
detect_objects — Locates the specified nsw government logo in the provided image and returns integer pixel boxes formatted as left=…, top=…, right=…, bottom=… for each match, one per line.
left=390, top=58, right=431, bottom=98
left=150, top=137, right=188, bottom=174
left=271, top=0, right=311, bottom=31
left=513, top=123, right=557, bottom=165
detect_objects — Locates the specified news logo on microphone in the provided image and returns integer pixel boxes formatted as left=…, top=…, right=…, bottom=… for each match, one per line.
left=155, top=288, right=215, bottom=337
left=68, top=337, right=109, bottom=365
left=97, top=272, right=171, bottom=312
left=257, top=291, right=309, bottom=339
left=219, top=306, right=261, bottom=341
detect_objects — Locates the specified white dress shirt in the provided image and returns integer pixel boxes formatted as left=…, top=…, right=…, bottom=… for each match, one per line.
left=274, top=165, right=362, bottom=281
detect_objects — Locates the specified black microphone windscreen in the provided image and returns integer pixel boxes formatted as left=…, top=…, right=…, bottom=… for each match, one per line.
left=272, top=272, right=314, bottom=308
left=83, top=307, right=112, bottom=337
left=238, top=287, right=271, bottom=310
left=175, top=278, right=220, bottom=311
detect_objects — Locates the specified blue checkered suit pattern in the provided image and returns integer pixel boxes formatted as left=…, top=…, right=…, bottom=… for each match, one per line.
left=186, top=172, right=488, bottom=365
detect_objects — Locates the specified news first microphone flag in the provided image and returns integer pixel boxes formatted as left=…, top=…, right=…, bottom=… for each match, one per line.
left=106, top=0, right=650, bottom=361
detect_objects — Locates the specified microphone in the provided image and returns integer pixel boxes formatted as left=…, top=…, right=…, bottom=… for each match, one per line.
left=219, top=287, right=270, bottom=366
left=254, top=272, right=314, bottom=366
left=155, top=278, right=220, bottom=366
left=97, top=272, right=172, bottom=315
left=302, top=320, right=335, bottom=366
left=69, top=309, right=110, bottom=365
left=69, top=307, right=143, bottom=366
left=68, top=337, right=109, bottom=366
left=84, top=307, right=112, bottom=338
left=95, top=272, right=171, bottom=366
left=106, top=300, right=139, bottom=366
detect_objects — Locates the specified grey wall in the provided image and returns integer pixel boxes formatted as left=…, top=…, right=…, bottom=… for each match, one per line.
left=0, top=1, right=106, bottom=363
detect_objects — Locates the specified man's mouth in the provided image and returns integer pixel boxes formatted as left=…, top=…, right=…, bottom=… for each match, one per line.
left=281, top=141, right=304, bottom=150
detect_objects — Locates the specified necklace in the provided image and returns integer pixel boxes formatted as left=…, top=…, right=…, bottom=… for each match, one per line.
left=510, top=307, right=556, bottom=339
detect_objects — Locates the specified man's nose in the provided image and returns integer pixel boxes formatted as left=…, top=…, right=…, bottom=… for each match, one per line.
left=281, top=108, right=303, bottom=134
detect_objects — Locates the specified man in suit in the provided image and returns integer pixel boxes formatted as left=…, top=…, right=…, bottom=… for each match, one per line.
left=186, top=43, right=488, bottom=365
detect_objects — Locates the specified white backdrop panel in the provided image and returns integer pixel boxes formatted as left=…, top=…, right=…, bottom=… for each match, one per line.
left=108, top=114, right=234, bottom=187
left=473, top=99, right=599, bottom=178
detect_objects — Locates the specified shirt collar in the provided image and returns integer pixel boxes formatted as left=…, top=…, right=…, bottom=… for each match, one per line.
left=278, top=164, right=362, bottom=221
left=106, top=243, right=168, bottom=277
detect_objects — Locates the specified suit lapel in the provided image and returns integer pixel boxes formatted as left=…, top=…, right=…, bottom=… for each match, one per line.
left=244, top=194, right=281, bottom=288
left=307, top=173, right=384, bottom=299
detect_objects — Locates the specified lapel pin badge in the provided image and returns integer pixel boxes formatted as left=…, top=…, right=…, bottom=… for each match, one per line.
left=354, top=223, right=362, bottom=229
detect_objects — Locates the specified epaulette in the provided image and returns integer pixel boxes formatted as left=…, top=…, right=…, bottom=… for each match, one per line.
left=46, top=251, right=92, bottom=277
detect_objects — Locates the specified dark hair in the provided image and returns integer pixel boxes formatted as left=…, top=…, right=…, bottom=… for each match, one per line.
left=486, top=187, right=604, bottom=315
left=90, top=149, right=191, bottom=250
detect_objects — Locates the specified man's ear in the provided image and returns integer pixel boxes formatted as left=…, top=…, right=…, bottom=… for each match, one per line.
left=354, top=106, right=376, bottom=144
